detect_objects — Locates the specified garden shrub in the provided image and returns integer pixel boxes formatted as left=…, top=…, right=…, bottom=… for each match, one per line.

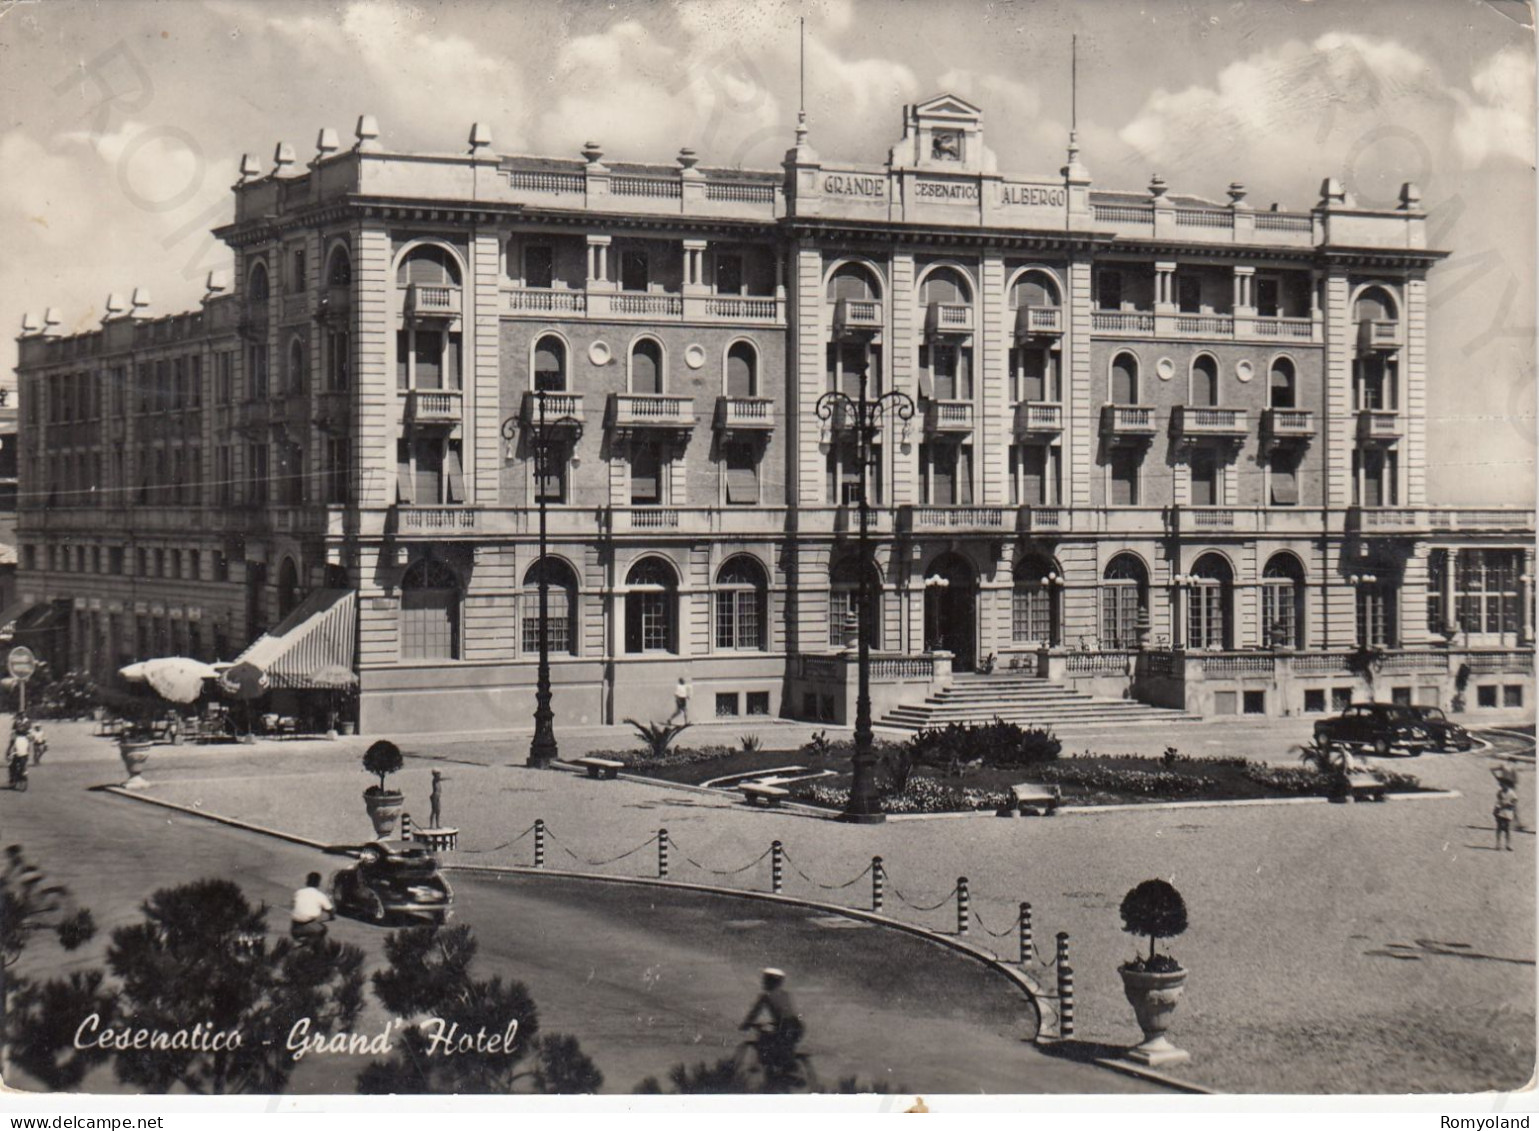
left=789, top=778, right=1011, bottom=815
left=592, top=745, right=739, bottom=770
left=1032, top=763, right=1218, bottom=798
left=907, top=720, right=1060, bottom=774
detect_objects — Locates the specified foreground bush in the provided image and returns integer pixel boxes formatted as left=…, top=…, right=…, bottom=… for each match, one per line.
left=908, top=720, right=1060, bottom=774
left=791, top=778, right=1010, bottom=814
left=593, top=745, right=740, bottom=770
left=1031, top=763, right=1219, bottom=798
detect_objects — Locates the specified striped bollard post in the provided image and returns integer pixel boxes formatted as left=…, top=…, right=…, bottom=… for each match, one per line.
left=1056, top=932, right=1074, bottom=1039
left=658, top=828, right=669, bottom=879
left=956, top=876, right=970, bottom=937
left=771, top=841, right=784, bottom=894
left=400, top=812, right=413, bottom=842
left=1019, top=902, right=1033, bottom=966
left=533, top=819, right=546, bottom=868
left=871, top=856, right=885, bottom=913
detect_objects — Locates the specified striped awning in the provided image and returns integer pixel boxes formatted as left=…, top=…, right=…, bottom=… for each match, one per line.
left=232, top=589, right=356, bottom=690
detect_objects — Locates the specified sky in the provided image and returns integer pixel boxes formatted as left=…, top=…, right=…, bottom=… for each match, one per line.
left=0, top=0, right=1533, bottom=503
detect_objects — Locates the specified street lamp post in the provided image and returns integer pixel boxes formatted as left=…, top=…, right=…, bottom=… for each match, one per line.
left=506, top=391, right=583, bottom=768
left=816, top=352, right=914, bottom=824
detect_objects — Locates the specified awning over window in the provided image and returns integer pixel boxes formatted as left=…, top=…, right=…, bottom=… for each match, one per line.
left=0, top=598, right=40, bottom=634
left=232, top=589, right=356, bottom=690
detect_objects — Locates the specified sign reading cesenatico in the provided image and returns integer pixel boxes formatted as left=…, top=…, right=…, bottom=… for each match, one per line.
left=915, top=179, right=978, bottom=202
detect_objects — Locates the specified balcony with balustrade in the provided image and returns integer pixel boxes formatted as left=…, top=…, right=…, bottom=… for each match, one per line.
left=1014, top=305, right=1063, bottom=340
left=897, top=505, right=1008, bottom=535
left=1262, top=407, right=1315, bottom=442
left=1091, top=308, right=1155, bottom=335
left=833, top=298, right=882, bottom=339
left=922, top=399, right=974, bottom=436
left=1357, top=319, right=1402, bottom=353
left=1013, top=401, right=1063, bottom=437
left=1356, top=409, right=1401, bottom=442
left=1172, top=405, right=1248, bottom=440
left=607, top=393, right=696, bottom=432
left=1100, top=404, right=1159, bottom=438
left=924, top=302, right=974, bottom=339
left=405, top=388, right=463, bottom=427
left=519, top=391, right=585, bottom=429
left=1016, top=505, right=1068, bottom=534
left=402, top=283, right=462, bottom=321
left=715, top=396, right=775, bottom=432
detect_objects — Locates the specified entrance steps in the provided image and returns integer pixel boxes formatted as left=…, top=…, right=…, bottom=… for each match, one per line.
left=875, top=672, right=1202, bottom=734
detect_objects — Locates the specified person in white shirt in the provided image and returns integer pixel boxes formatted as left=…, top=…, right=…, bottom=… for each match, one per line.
left=671, top=677, right=692, bottom=724
left=290, top=872, right=335, bottom=944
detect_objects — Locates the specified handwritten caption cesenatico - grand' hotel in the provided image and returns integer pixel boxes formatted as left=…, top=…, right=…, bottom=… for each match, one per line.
left=820, top=174, right=1066, bottom=208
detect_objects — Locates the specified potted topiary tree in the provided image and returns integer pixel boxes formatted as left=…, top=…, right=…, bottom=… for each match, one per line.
left=1117, top=878, right=1190, bottom=1067
left=362, top=740, right=405, bottom=837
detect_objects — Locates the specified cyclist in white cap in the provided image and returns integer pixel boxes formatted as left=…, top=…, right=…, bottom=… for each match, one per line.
left=740, top=967, right=804, bottom=1082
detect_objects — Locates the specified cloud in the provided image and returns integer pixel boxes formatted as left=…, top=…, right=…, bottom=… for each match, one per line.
left=1453, top=47, right=1536, bottom=166
left=936, top=68, right=1067, bottom=173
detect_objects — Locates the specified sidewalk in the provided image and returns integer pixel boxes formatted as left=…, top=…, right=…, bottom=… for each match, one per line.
left=85, top=714, right=1533, bottom=1095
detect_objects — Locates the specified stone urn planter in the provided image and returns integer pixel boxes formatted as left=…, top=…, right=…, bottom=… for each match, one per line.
left=1118, top=965, right=1190, bottom=1066
left=363, top=787, right=405, bottom=837
left=119, top=739, right=153, bottom=790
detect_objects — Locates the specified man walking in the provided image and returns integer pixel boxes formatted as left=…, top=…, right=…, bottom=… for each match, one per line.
left=670, top=676, right=692, bottom=725
left=1494, top=777, right=1519, bottom=852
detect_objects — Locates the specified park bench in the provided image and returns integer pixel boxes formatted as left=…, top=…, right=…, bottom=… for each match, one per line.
left=740, top=782, right=790, bottom=808
left=574, top=756, right=624, bottom=781
left=1002, top=783, right=1061, bottom=817
left=1345, top=773, right=1386, bottom=803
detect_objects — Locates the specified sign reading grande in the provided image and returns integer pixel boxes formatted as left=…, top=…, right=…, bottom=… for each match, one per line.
left=1001, top=184, right=1067, bottom=208
left=822, top=173, right=886, bottom=198
left=916, top=180, right=978, bottom=202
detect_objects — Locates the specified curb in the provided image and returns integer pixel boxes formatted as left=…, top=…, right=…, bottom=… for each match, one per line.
left=97, top=782, right=1203, bottom=1096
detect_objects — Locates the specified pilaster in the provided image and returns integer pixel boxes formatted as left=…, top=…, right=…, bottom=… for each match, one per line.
left=980, top=253, right=1008, bottom=505
left=1323, top=273, right=1353, bottom=509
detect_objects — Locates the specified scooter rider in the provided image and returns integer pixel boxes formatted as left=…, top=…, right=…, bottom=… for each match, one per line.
left=290, top=871, right=335, bottom=945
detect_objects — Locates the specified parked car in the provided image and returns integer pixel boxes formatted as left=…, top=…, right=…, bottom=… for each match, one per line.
left=1313, top=703, right=1433, bottom=757
left=326, top=840, right=453, bottom=925
left=1404, top=706, right=1474, bottom=752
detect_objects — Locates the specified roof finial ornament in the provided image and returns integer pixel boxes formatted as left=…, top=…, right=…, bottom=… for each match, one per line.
left=796, top=15, right=809, bottom=147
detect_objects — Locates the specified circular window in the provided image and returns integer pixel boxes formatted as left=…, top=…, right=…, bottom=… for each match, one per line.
left=1235, top=359, right=1254, bottom=383
left=1156, top=357, right=1175, bottom=381
left=588, top=340, right=612, bottom=367
left=684, top=343, right=706, bottom=370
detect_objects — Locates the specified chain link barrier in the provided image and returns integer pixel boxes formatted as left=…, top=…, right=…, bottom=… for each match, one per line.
left=668, top=836, right=774, bottom=878
left=458, top=822, right=537, bottom=855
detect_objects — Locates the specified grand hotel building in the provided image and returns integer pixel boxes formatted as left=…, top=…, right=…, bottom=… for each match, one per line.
left=13, top=96, right=1534, bottom=734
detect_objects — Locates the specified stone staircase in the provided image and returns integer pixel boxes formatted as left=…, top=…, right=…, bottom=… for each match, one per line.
left=875, top=672, right=1203, bottom=734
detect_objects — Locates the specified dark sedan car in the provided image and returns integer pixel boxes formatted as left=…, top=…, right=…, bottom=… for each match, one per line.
left=1313, top=703, right=1433, bottom=757
left=1404, top=706, right=1474, bottom=752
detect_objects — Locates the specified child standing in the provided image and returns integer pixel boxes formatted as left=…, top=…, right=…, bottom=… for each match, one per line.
left=1494, top=779, right=1519, bottom=852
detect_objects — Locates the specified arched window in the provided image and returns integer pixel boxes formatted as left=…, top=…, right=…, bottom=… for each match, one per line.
left=286, top=337, right=306, bottom=395
left=1192, top=355, right=1219, bottom=407
left=247, top=261, right=269, bottom=304
left=1269, top=357, right=1297, bottom=409
left=625, top=557, right=677, bottom=653
left=327, top=247, right=352, bottom=288
left=919, top=266, right=971, bottom=306
left=828, top=556, right=882, bottom=649
left=1188, top=553, right=1233, bottom=651
left=631, top=338, right=664, bottom=394
left=1111, top=352, right=1139, bottom=404
left=522, top=558, right=578, bottom=656
left=396, top=244, right=462, bottom=288
left=826, top=263, right=880, bottom=303
left=1012, top=555, right=1060, bottom=645
left=1011, top=271, right=1061, bottom=309
left=533, top=335, right=567, bottom=393
left=725, top=341, right=757, bottom=398
left=277, top=557, right=300, bottom=620
left=1353, top=286, right=1397, bottom=324
left=400, top=558, right=461, bottom=660
left=715, top=556, right=767, bottom=651
left=1101, top=554, right=1148, bottom=649
left=1262, top=553, right=1306, bottom=649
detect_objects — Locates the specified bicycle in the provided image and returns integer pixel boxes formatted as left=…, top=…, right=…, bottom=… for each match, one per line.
left=733, top=1023, right=820, bottom=1093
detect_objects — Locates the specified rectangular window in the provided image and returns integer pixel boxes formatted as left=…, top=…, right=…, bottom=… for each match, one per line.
left=1014, top=346, right=1048, bottom=403
left=415, top=330, right=443, bottom=390
left=715, top=693, right=740, bottom=718
left=413, top=439, right=444, bottom=504
left=1177, top=274, right=1202, bottom=313
left=638, top=591, right=669, bottom=651
left=714, top=254, right=743, bottom=295
left=249, top=345, right=268, bottom=400
left=1012, top=445, right=1049, bottom=506
left=1213, top=690, right=1238, bottom=715
left=1243, top=690, right=1266, bottom=715
left=621, top=249, right=649, bottom=292
left=1331, top=687, right=1352, bottom=711
left=1255, top=277, right=1280, bottom=318
left=1391, top=686, right=1412, bottom=706
left=525, top=245, right=554, bottom=288
left=1190, top=448, right=1218, bottom=507
left=396, top=330, right=410, bottom=390
left=631, top=443, right=662, bottom=505
left=520, top=596, right=571, bottom=655
left=1304, top=689, right=1326, bottom=713
left=1270, top=449, right=1300, bottom=506
left=1109, top=447, right=1140, bottom=505
left=534, top=441, right=567, bottom=504
left=1097, top=269, right=1123, bottom=311
left=1356, top=585, right=1396, bottom=648
left=1100, top=583, right=1143, bottom=649
left=396, top=439, right=414, bottom=505
left=723, top=441, right=759, bottom=505
left=444, top=442, right=465, bottom=504
left=747, top=691, right=770, bottom=716
left=1505, top=685, right=1524, bottom=708
left=446, top=332, right=462, bottom=391
left=1478, top=685, right=1498, bottom=708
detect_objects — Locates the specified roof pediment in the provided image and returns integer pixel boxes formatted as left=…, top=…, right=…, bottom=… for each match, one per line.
left=913, top=93, right=983, bottom=121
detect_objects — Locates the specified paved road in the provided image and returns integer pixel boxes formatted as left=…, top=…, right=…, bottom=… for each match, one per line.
left=0, top=732, right=1156, bottom=1096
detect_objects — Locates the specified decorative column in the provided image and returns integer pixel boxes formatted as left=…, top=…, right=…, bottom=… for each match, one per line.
left=585, top=235, right=612, bottom=287
left=682, top=239, right=708, bottom=293
left=1154, top=260, right=1176, bottom=338
left=1521, top=563, right=1534, bottom=645
left=1444, top=548, right=1457, bottom=635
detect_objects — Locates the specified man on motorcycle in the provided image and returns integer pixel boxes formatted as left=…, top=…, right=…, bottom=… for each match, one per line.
left=6, top=719, right=30, bottom=790
left=28, top=720, right=46, bottom=765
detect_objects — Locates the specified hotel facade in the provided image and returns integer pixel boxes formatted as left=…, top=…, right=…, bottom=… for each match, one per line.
left=13, top=96, right=1535, bottom=733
